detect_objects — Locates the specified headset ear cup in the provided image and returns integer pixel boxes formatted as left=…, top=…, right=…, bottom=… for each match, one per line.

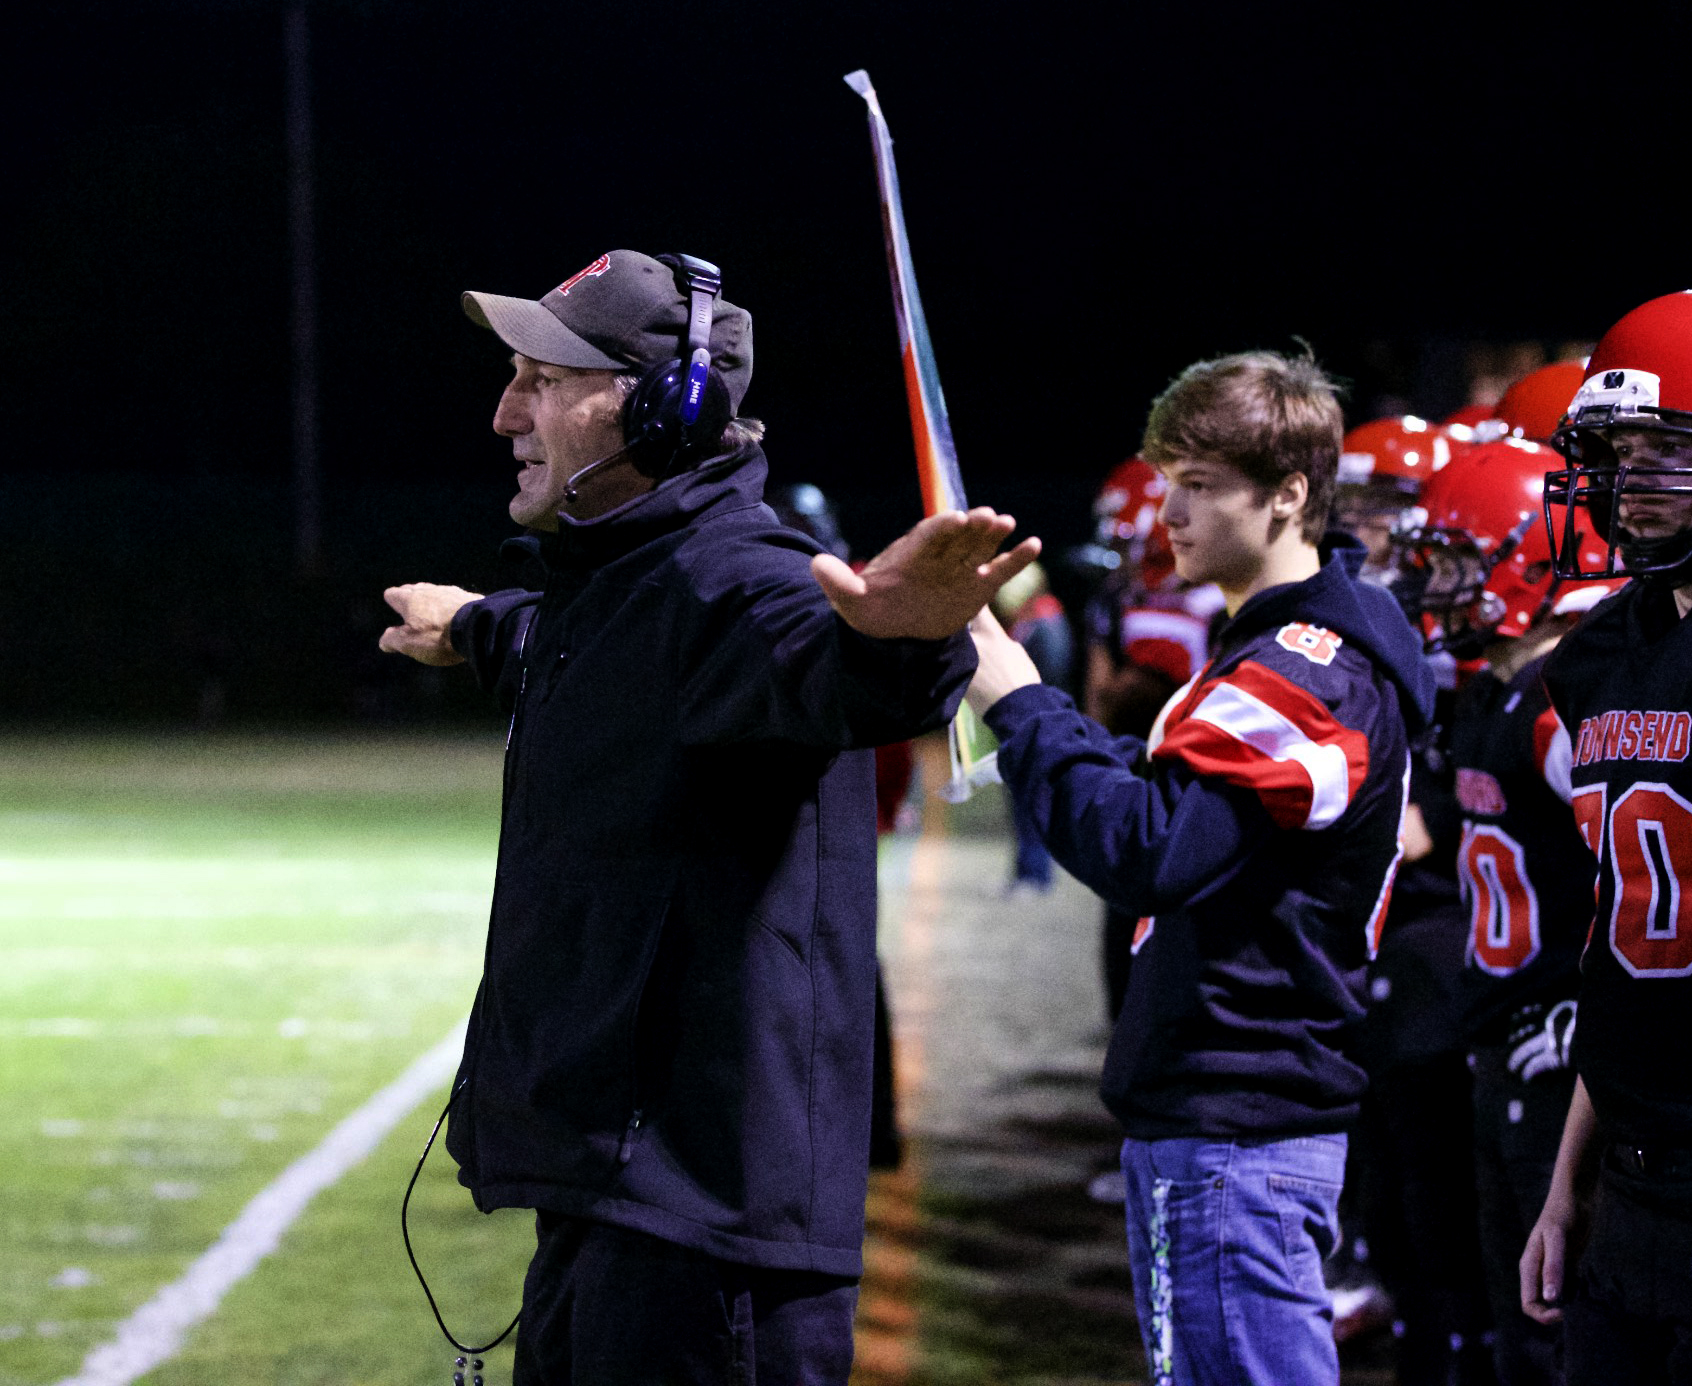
left=688, top=371, right=733, bottom=460
left=623, top=360, right=733, bottom=479
left=622, top=359, right=678, bottom=453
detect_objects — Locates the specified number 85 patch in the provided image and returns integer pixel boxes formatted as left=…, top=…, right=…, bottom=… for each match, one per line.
left=1275, top=622, right=1344, bottom=666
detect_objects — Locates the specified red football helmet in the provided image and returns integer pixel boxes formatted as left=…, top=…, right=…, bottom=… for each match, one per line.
left=1547, top=291, right=1692, bottom=578
left=1394, top=437, right=1620, bottom=656
left=1495, top=361, right=1588, bottom=443
left=1336, top=416, right=1458, bottom=570
left=1442, top=402, right=1500, bottom=430
left=1337, top=416, right=1453, bottom=508
left=1094, top=457, right=1176, bottom=589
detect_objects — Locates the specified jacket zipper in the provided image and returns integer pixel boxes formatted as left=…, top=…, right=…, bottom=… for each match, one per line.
left=503, top=613, right=534, bottom=760
left=462, top=609, right=536, bottom=1197
left=618, top=1109, right=644, bottom=1164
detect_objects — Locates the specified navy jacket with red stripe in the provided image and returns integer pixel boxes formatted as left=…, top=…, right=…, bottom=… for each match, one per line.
left=986, top=535, right=1436, bottom=1138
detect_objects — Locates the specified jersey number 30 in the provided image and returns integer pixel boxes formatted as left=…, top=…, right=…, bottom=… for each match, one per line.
left=1573, top=782, right=1692, bottom=978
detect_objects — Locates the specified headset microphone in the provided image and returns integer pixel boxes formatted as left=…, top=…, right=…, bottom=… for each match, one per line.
left=562, top=440, right=639, bottom=505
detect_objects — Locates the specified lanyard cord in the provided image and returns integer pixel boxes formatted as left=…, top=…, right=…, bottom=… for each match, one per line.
left=401, top=1079, right=522, bottom=1354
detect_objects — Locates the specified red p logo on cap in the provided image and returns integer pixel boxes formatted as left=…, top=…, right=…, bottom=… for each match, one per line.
left=556, top=254, right=611, bottom=296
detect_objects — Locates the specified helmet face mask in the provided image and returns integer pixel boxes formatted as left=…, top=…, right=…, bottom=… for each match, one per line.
left=1546, top=292, right=1692, bottom=581
left=1393, top=517, right=1530, bottom=659
left=1333, top=477, right=1420, bottom=534
left=1547, top=423, right=1692, bottom=579
left=1391, top=435, right=1621, bottom=658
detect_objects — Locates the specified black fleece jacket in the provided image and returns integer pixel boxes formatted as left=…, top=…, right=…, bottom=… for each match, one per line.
left=444, top=444, right=974, bottom=1275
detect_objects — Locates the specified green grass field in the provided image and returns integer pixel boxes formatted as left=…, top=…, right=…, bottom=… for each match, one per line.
left=0, top=734, right=537, bottom=1386
left=4, top=732, right=1180, bottom=1386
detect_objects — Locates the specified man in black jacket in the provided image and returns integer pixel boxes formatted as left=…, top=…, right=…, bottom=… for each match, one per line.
left=380, top=249, right=1035, bottom=1385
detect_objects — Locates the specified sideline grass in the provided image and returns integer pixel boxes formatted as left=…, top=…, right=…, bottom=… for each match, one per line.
left=0, top=734, right=534, bottom=1386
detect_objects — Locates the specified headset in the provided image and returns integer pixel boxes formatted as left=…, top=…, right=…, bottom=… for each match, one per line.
left=623, top=252, right=734, bottom=479
left=562, top=253, right=735, bottom=504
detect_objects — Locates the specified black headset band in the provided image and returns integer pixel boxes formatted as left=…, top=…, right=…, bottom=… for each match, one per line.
left=657, top=253, right=723, bottom=428
left=616, top=254, right=731, bottom=479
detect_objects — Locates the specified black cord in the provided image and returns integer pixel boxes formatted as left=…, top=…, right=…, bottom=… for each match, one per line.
left=401, top=1079, right=522, bottom=1354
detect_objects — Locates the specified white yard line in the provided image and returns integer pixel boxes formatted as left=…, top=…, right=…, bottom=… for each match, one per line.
left=54, top=1022, right=468, bottom=1386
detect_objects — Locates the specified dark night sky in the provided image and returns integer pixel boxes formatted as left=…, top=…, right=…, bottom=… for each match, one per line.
left=6, top=0, right=1691, bottom=557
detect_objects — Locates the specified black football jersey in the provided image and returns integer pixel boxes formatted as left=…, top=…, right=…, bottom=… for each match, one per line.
left=1448, top=652, right=1590, bottom=1042
left=1543, top=580, right=1692, bottom=1144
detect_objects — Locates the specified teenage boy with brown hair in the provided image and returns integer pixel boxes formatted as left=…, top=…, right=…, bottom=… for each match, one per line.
left=850, top=350, right=1436, bottom=1385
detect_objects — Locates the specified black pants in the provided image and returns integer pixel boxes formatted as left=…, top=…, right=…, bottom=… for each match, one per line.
left=512, top=1214, right=859, bottom=1386
left=1359, top=1054, right=1496, bottom=1386
left=1470, top=1046, right=1572, bottom=1386
left=1565, top=1157, right=1692, bottom=1386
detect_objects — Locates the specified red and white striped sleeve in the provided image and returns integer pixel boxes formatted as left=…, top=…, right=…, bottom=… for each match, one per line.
left=1148, top=659, right=1370, bottom=830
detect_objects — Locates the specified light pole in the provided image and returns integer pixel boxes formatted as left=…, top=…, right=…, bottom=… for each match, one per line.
left=284, top=1, right=321, bottom=577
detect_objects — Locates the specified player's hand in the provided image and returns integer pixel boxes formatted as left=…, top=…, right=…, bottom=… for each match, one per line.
left=813, top=508, right=1041, bottom=641
left=1400, top=803, right=1435, bottom=863
left=378, top=583, right=482, bottom=666
left=1520, top=1188, right=1577, bottom=1324
left=966, top=608, right=1041, bottom=715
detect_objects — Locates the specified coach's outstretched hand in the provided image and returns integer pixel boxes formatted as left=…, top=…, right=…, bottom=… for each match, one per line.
left=379, top=582, right=483, bottom=666
left=813, top=508, right=1041, bottom=641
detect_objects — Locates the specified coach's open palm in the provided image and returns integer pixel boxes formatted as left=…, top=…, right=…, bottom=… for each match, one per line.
left=813, top=508, right=1040, bottom=641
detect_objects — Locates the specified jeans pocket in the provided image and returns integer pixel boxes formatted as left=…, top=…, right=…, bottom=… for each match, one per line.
left=1266, top=1172, right=1343, bottom=1300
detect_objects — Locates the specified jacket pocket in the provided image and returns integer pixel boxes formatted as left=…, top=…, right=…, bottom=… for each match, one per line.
left=474, top=874, right=675, bottom=1187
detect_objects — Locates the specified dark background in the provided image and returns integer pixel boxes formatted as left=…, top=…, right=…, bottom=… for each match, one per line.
left=5, top=0, right=1688, bottom=723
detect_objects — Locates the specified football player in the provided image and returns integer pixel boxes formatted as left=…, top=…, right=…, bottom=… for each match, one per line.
left=1335, top=416, right=1484, bottom=1380
left=1395, top=435, right=1619, bottom=1385
left=1335, top=415, right=1456, bottom=578
left=1521, top=291, right=1692, bottom=1383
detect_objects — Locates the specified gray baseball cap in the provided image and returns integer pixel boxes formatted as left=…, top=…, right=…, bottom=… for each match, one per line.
left=462, top=250, right=753, bottom=412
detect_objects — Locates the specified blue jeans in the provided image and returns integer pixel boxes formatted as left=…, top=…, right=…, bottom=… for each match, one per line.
left=1121, top=1132, right=1346, bottom=1386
